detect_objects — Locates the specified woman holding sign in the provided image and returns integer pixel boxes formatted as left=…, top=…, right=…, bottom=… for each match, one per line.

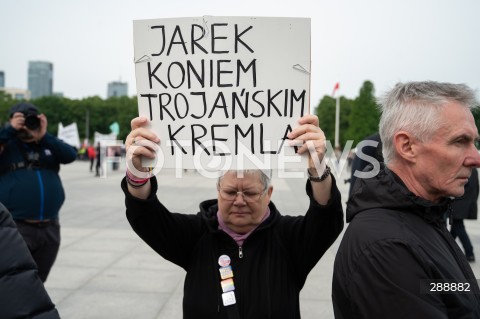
left=121, top=114, right=343, bottom=318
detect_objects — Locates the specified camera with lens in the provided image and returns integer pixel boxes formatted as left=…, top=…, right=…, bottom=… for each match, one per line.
left=24, top=112, right=41, bottom=130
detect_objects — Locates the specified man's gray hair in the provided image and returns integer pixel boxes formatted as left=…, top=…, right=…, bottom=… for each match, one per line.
left=217, top=169, right=272, bottom=191
left=378, top=81, right=478, bottom=164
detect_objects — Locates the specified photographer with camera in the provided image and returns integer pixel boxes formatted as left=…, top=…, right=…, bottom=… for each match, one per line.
left=0, top=102, right=77, bottom=282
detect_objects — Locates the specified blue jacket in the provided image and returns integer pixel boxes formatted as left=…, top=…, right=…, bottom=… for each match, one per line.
left=0, top=125, right=77, bottom=220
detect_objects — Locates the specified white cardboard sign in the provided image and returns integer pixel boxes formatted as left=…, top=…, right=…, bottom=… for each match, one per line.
left=133, top=16, right=311, bottom=170
left=57, top=122, right=81, bottom=149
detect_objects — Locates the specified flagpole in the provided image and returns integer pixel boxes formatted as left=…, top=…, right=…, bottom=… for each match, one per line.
left=335, top=96, right=340, bottom=149
left=332, top=82, right=340, bottom=150
left=85, top=109, right=90, bottom=142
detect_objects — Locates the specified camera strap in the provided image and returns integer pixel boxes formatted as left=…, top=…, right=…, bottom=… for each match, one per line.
left=0, top=139, right=59, bottom=175
left=16, top=138, right=42, bottom=168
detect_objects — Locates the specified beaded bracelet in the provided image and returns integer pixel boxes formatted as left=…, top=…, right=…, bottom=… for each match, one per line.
left=307, top=158, right=330, bottom=182
left=308, top=165, right=331, bottom=182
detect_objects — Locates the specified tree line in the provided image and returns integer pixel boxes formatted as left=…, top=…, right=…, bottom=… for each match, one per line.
left=1, top=80, right=479, bottom=148
left=315, top=80, right=379, bottom=149
left=315, top=80, right=480, bottom=149
left=0, top=93, right=137, bottom=144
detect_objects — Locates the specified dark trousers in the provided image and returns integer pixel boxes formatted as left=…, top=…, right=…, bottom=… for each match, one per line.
left=95, top=158, right=101, bottom=176
left=450, top=219, right=474, bottom=257
left=15, top=220, right=61, bottom=282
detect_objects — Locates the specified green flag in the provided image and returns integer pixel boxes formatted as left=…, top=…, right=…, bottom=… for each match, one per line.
left=109, top=122, right=119, bottom=135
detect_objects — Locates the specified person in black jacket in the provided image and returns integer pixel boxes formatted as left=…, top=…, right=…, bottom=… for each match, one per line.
left=122, top=114, right=344, bottom=318
left=0, top=102, right=77, bottom=282
left=333, top=81, right=480, bottom=318
left=346, top=133, right=479, bottom=263
left=0, top=202, right=60, bottom=319
left=348, top=132, right=383, bottom=197
left=95, top=142, right=102, bottom=177
left=451, top=168, right=479, bottom=262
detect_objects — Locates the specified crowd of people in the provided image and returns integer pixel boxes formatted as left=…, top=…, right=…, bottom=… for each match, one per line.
left=78, top=142, right=123, bottom=177
left=1, top=80, right=480, bottom=318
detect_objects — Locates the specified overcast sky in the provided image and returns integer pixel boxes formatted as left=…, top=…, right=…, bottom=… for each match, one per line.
left=1, top=0, right=479, bottom=106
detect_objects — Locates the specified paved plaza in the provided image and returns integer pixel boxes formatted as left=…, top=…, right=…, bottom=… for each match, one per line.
left=43, top=159, right=480, bottom=318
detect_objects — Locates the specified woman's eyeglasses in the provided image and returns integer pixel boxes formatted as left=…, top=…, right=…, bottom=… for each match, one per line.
left=217, top=187, right=266, bottom=202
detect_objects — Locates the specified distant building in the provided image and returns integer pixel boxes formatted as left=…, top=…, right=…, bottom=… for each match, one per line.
left=1, top=87, right=31, bottom=100
left=107, top=81, right=128, bottom=98
left=0, top=71, right=4, bottom=88
left=28, top=61, right=53, bottom=99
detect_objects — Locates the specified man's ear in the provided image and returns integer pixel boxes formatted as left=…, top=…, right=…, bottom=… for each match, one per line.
left=393, top=131, right=417, bottom=163
left=266, top=185, right=273, bottom=202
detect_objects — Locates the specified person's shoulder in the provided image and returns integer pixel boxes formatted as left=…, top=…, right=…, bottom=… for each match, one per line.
left=345, top=209, right=408, bottom=242
left=363, top=132, right=381, bottom=142
left=338, top=210, right=421, bottom=271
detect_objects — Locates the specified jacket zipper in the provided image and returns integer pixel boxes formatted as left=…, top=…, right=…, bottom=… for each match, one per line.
left=238, top=246, right=243, bottom=258
left=36, top=170, right=45, bottom=220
